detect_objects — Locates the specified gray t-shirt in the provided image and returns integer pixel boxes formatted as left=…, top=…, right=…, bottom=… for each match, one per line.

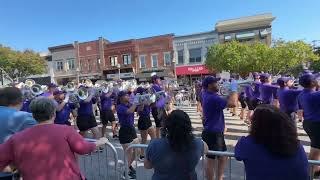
left=146, top=137, right=204, bottom=180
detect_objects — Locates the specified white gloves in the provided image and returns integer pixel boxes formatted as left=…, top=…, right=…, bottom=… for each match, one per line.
left=63, top=94, right=70, bottom=103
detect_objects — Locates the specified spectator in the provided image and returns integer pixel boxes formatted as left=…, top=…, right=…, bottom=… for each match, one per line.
left=235, top=105, right=308, bottom=180
left=144, top=110, right=208, bottom=180
left=0, top=97, right=108, bottom=180
left=0, top=87, right=37, bottom=144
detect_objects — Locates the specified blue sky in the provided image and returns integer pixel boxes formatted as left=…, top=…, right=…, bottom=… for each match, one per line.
left=0, top=0, right=319, bottom=52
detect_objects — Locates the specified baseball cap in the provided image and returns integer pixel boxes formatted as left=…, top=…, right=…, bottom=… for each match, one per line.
left=299, top=73, right=315, bottom=87
left=152, top=75, right=160, bottom=82
left=277, top=77, right=293, bottom=87
left=252, top=72, right=260, bottom=78
left=48, top=83, right=57, bottom=88
left=136, top=87, right=146, bottom=95
left=202, top=76, right=220, bottom=88
left=259, top=73, right=271, bottom=80
left=53, top=90, right=65, bottom=96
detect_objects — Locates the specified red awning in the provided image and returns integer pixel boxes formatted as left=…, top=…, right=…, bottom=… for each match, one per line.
left=176, top=65, right=209, bottom=75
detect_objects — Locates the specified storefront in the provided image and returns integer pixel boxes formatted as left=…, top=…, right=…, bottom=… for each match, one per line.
left=176, top=64, right=210, bottom=85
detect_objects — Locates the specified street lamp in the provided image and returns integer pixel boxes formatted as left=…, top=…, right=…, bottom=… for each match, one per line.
left=76, top=68, right=80, bottom=85
left=117, top=64, right=121, bottom=80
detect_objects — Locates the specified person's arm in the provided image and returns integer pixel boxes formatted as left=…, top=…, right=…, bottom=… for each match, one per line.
left=127, top=104, right=137, bottom=114
left=234, top=136, right=247, bottom=161
left=137, top=104, right=144, bottom=112
left=0, top=138, right=14, bottom=171
left=144, top=141, right=154, bottom=169
left=66, top=127, right=96, bottom=155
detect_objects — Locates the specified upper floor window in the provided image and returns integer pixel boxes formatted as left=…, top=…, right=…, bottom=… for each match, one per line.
left=56, top=61, right=63, bottom=71
left=110, top=56, right=118, bottom=66
left=139, top=55, right=146, bottom=69
left=189, top=48, right=201, bottom=63
left=224, top=34, right=232, bottom=41
left=67, top=58, right=75, bottom=70
left=178, top=50, right=184, bottom=64
left=86, top=46, right=92, bottom=51
left=123, top=54, right=131, bottom=65
left=164, top=52, right=171, bottom=66
left=88, top=59, right=92, bottom=72
left=151, top=54, right=158, bottom=68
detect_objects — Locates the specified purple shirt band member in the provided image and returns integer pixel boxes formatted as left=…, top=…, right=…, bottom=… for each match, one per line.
left=100, top=92, right=113, bottom=111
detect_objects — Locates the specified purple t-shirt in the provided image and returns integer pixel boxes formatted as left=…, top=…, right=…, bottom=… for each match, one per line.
left=252, top=81, right=261, bottom=99
left=277, top=88, right=302, bottom=113
left=42, top=92, right=52, bottom=97
left=260, top=84, right=278, bottom=104
left=21, top=100, right=31, bottom=113
left=138, top=105, right=151, bottom=117
left=235, top=136, right=308, bottom=180
left=77, top=98, right=96, bottom=116
left=152, top=84, right=165, bottom=108
left=202, top=90, right=227, bottom=133
left=54, top=101, right=75, bottom=125
left=244, top=85, right=253, bottom=99
left=100, top=93, right=113, bottom=111
left=298, top=89, right=320, bottom=121
left=117, top=103, right=134, bottom=127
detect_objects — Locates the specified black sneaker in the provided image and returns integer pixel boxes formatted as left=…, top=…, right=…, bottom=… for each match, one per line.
left=128, top=169, right=136, bottom=179
left=113, top=134, right=119, bottom=139
left=129, top=166, right=136, bottom=174
left=138, top=155, right=145, bottom=161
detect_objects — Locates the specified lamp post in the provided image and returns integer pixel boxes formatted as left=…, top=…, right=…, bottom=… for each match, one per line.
left=76, top=68, right=80, bottom=85
left=117, top=64, right=121, bottom=80
left=172, top=55, right=177, bottom=80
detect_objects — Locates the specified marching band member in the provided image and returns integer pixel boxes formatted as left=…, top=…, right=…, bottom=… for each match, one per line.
left=136, top=87, right=156, bottom=161
left=151, top=75, right=167, bottom=138
left=116, top=91, right=139, bottom=179
left=42, top=83, right=57, bottom=99
left=201, top=76, right=236, bottom=180
left=259, top=73, right=279, bottom=106
left=276, top=77, right=301, bottom=122
left=53, top=90, right=76, bottom=126
left=298, top=72, right=320, bottom=176
left=100, top=90, right=118, bottom=138
left=76, top=86, right=100, bottom=139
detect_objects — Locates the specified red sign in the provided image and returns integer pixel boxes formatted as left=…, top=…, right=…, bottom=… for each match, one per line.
left=176, top=65, right=209, bottom=75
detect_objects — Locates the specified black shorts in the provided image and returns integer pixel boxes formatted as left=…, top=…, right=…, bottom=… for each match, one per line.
left=303, top=120, right=320, bottom=149
left=250, top=98, right=262, bottom=110
left=138, top=116, right=152, bottom=131
left=239, top=96, right=247, bottom=109
left=152, top=108, right=167, bottom=128
left=119, top=126, right=137, bottom=144
left=76, top=114, right=97, bottom=132
left=202, top=130, right=227, bottom=159
left=100, top=109, right=115, bottom=125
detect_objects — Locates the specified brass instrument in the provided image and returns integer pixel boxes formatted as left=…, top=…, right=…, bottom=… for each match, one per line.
left=77, top=87, right=89, bottom=100
left=25, top=79, right=35, bottom=88
left=30, top=84, right=44, bottom=96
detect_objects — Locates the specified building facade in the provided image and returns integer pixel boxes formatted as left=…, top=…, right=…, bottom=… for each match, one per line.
left=48, top=44, right=78, bottom=85
left=215, top=13, right=275, bottom=46
left=77, top=37, right=107, bottom=82
left=173, top=31, right=218, bottom=85
left=103, top=40, right=136, bottom=80
left=135, top=34, right=175, bottom=82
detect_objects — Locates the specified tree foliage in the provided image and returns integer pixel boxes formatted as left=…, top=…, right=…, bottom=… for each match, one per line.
left=0, top=45, right=46, bottom=80
left=205, top=40, right=319, bottom=77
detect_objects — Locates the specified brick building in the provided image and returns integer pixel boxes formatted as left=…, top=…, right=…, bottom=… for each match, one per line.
left=77, top=37, right=107, bottom=82
left=103, top=40, right=136, bottom=80
left=135, top=34, right=175, bottom=82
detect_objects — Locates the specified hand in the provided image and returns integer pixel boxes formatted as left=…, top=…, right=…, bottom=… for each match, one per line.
left=95, top=137, right=109, bottom=147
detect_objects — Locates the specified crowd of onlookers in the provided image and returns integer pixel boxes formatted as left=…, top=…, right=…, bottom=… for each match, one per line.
left=0, top=70, right=319, bottom=180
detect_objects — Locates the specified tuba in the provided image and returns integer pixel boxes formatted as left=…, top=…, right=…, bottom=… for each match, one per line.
left=77, top=87, right=89, bottom=100
left=83, top=79, right=93, bottom=87
left=31, top=84, right=44, bottom=96
left=25, top=79, right=35, bottom=88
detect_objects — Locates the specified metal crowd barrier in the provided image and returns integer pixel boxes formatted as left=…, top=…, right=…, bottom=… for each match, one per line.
left=79, top=138, right=120, bottom=180
left=124, top=144, right=320, bottom=180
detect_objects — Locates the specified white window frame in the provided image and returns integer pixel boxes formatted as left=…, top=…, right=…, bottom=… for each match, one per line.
left=55, top=61, right=64, bottom=71
left=139, top=55, right=146, bottom=69
left=123, top=54, right=131, bottom=65
left=163, top=52, right=171, bottom=66
left=110, top=56, right=118, bottom=66
left=66, top=58, right=75, bottom=70
left=151, top=53, right=158, bottom=68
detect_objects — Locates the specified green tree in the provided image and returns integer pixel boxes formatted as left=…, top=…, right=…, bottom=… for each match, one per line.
left=0, top=45, right=46, bottom=80
left=205, top=39, right=319, bottom=77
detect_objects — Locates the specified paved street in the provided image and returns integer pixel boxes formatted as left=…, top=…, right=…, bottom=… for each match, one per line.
left=78, top=105, right=312, bottom=180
